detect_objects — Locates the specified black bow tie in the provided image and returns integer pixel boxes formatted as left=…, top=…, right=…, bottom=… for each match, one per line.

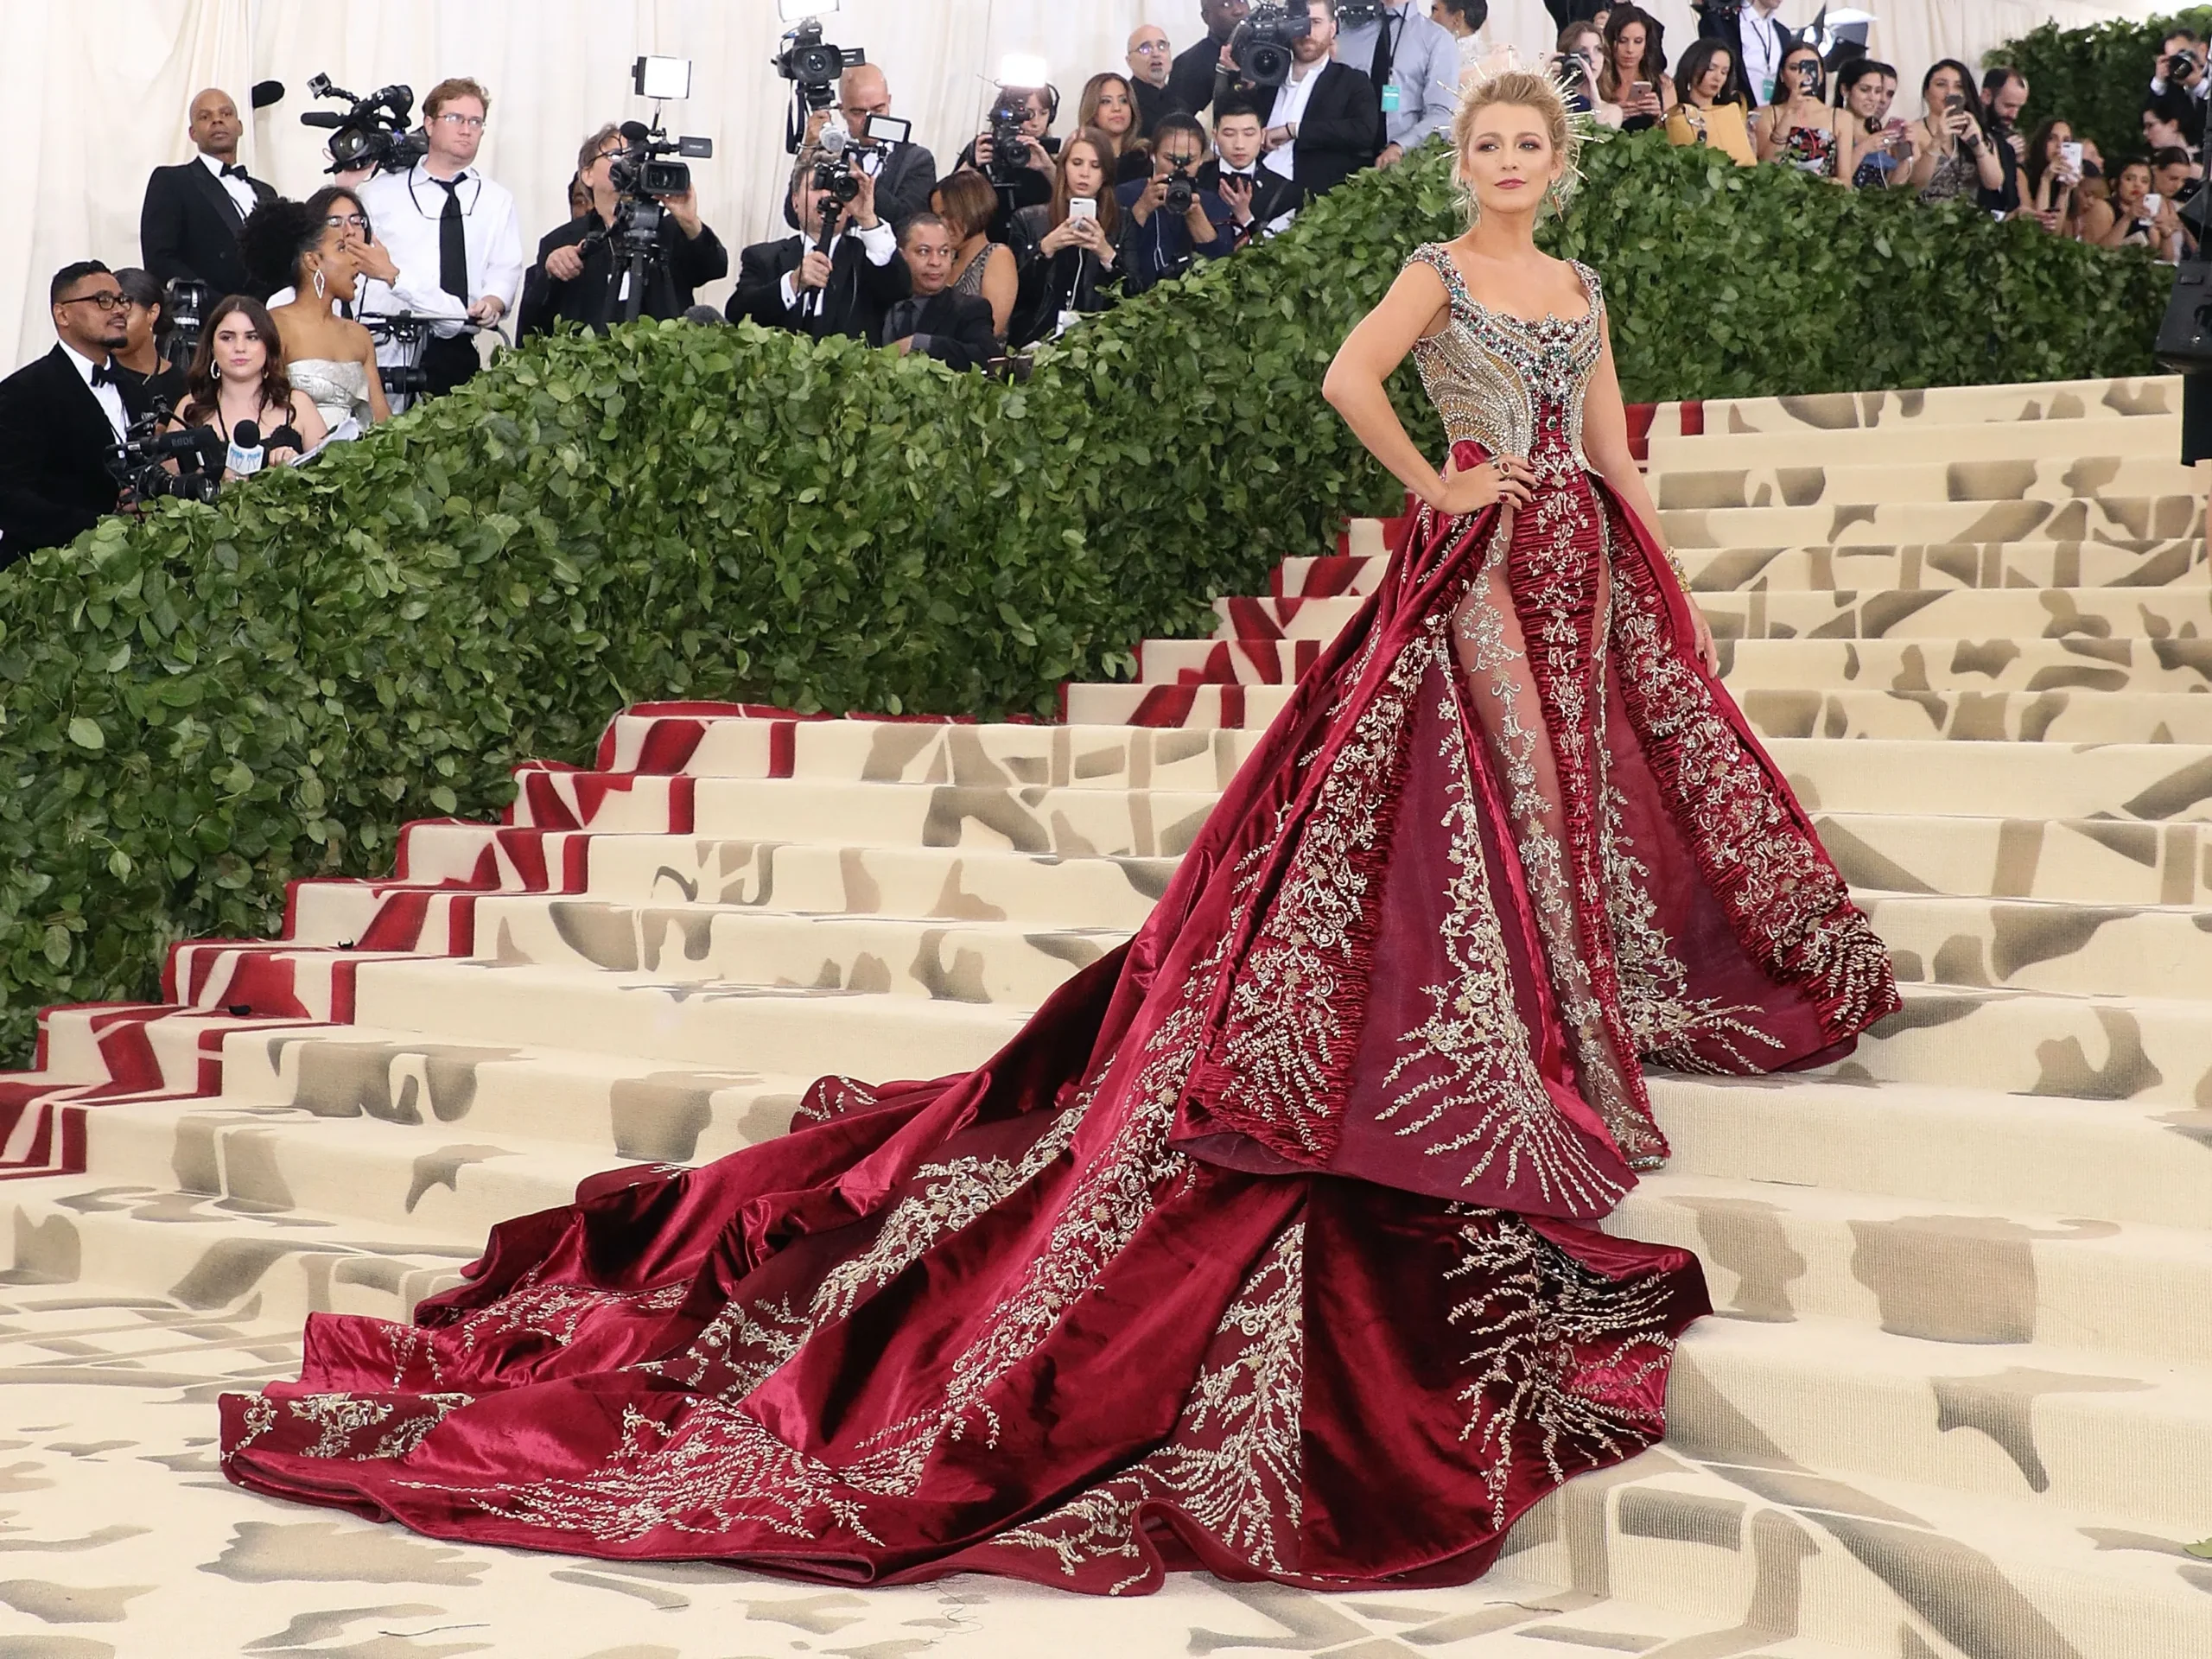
left=89, top=360, right=118, bottom=389
left=221, top=163, right=250, bottom=181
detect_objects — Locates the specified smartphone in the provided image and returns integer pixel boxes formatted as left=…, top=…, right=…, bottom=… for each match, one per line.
left=1067, top=197, right=1097, bottom=222
left=1631, top=80, right=1651, bottom=99
left=2059, top=139, right=2083, bottom=174
left=1944, top=92, right=1966, bottom=113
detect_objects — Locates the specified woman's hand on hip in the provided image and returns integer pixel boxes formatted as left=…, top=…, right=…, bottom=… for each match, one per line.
left=1433, top=453, right=1535, bottom=516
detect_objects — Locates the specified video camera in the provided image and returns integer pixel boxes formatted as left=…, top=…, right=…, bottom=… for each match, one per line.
left=775, top=4, right=865, bottom=149
left=163, top=278, right=208, bottom=377
left=361, top=313, right=483, bottom=398
left=1231, top=3, right=1313, bottom=90
left=986, top=87, right=1032, bottom=188
left=1336, top=1, right=1386, bottom=24
left=608, top=118, right=714, bottom=201
left=299, top=75, right=426, bottom=176
left=111, top=402, right=225, bottom=505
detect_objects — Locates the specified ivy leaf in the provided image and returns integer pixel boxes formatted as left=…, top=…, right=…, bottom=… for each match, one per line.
left=67, top=716, right=105, bottom=751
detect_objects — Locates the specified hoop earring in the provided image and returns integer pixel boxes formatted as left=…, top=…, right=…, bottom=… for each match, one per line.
left=312, top=268, right=327, bottom=300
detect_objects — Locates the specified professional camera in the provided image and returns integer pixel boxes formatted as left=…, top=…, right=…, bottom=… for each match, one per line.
left=1162, top=162, right=1197, bottom=216
left=362, top=314, right=463, bottom=399
left=775, top=12, right=866, bottom=147
left=1231, top=3, right=1313, bottom=90
left=299, top=74, right=427, bottom=175
left=1696, top=0, right=1745, bottom=21
left=1336, top=1, right=1386, bottom=24
left=111, top=403, right=225, bottom=505
left=2176, top=49, right=2202, bottom=82
left=809, top=127, right=865, bottom=206
left=985, top=87, right=1033, bottom=188
left=163, top=278, right=208, bottom=376
left=608, top=118, right=714, bottom=200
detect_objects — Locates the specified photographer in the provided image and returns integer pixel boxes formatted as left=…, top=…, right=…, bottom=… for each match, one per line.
left=1230, top=1, right=1382, bottom=207
left=1007, top=130, right=1127, bottom=348
left=732, top=165, right=910, bottom=346
left=1168, top=0, right=1250, bottom=118
left=1333, top=0, right=1459, bottom=166
left=1837, top=60, right=1916, bottom=190
left=2152, top=30, right=2209, bottom=153
left=884, top=216, right=1001, bottom=371
left=794, top=67, right=938, bottom=235
left=957, top=86, right=1059, bottom=218
left=1553, top=23, right=1622, bottom=126
left=0, top=263, right=153, bottom=566
left=1202, top=101, right=1300, bottom=243
left=1906, top=60, right=2004, bottom=206
left=1118, top=113, right=1235, bottom=289
left=519, top=124, right=728, bottom=336
left=355, top=77, right=524, bottom=396
left=1978, top=67, right=2030, bottom=216
left=139, top=88, right=277, bottom=300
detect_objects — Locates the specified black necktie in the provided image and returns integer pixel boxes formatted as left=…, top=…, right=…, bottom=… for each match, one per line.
left=886, top=298, right=920, bottom=340
left=89, top=359, right=117, bottom=389
left=1370, top=10, right=1400, bottom=94
left=434, top=176, right=469, bottom=305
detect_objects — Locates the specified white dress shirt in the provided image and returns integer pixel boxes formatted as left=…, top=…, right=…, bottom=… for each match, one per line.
left=198, top=150, right=258, bottom=218
left=1265, top=61, right=1327, bottom=181
left=354, top=162, right=524, bottom=356
left=780, top=219, right=898, bottom=317
left=1740, top=9, right=1788, bottom=105
left=60, top=341, right=129, bottom=441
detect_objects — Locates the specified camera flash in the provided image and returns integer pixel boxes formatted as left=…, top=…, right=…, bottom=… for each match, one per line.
left=999, top=54, right=1051, bottom=90
left=632, top=56, right=692, bottom=100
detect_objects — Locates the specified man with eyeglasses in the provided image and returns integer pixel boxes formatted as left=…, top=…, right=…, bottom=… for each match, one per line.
left=0, top=262, right=154, bottom=565
left=1116, top=112, right=1236, bottom=289
left=355, top=76, right=524, bottom=399
left=1127, top=24, right=1176, bottom=138
left=518, top=123, right=728, bottom=337
left=139, top=88, right=277, bottom=301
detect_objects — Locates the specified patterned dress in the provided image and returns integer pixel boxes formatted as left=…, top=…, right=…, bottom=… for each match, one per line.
left=216, top=245, right=1897, bottom=1594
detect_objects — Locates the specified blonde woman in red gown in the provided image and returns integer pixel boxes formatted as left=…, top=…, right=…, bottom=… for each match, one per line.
left=219, top=72, right=1897, bottom=1593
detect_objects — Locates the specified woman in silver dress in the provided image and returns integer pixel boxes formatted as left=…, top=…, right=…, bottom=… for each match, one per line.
left=244, top=188, right=392, bottom=440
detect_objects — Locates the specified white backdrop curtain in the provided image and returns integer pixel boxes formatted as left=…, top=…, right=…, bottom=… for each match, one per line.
left=0, top=0, right=2171, bottom=372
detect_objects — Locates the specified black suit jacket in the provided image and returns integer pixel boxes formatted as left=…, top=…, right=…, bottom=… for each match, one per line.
left=782, top=143, right=941, bottom=236
left=0, top=346, right=152, bottom=565
left=518, top=213, right=730, bottom=337
left=729, top=233, right=912, bottom=346
left=1167, top=36, right=1230, bottom=118
left=140, top=158, right=277, bottom=298
left=885, top=291, right=1001, bottom=372
left=1198, top=160, right=1303, bottom=241
left=1225, top=63, right=1382, bottom=201
left=1697, top=6, right=1794, bottom=107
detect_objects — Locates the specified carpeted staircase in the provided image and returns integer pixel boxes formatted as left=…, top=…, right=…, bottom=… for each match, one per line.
left=0, top=376, right=2206, bottom=1657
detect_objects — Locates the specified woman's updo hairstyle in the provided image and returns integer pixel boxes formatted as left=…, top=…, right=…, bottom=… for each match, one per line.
left=1451, top=67, right=1586, bottom=225
left=240, top=188, right=372, bottom=296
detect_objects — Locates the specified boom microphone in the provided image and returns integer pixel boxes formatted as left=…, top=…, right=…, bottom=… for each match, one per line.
left=252, top=79, right=286, bottom=110
left=620, top=119, right=652, bottom=144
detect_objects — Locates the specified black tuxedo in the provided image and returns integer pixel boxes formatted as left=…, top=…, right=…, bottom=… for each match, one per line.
left=730, top=232, right=912, bottom=346
left=1224, top=62, right=1382, bottom=201
left=1132, top=77, right=1173, bottom=138
left=883, top=290, right=1001, bottom=372
left=1167, top=35, right=1231, bottom=118
left=0, top=346, right=152, bottom=565
left=518, top=213, right=730, bottom=337
left=1198, top=159, right=1303, bottom=241
left=140, top=157, right=277, bottom=298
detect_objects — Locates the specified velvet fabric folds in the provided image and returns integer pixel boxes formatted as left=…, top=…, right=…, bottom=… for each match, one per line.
left=218, top=265, right=1899, bottom=1592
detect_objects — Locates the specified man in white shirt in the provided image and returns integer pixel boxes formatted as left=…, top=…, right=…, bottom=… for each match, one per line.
left=0, top=262, right=154, bottom=563
left=139, top=88, right=276, bottom=299
left=355, top=77, right=524, bottom=399
left=1698, top=0, right=1792, bottom=107
left=1242, top=0, right=1382, bottom=205
left=1332, top=0, right=1459, bottom=165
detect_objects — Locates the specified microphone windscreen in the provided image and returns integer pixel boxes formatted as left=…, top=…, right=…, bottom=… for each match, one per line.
left=818, top=129, right=849, bottom=158
left=681, top=305, right=723, bottom=326
left=619, top=120, right=652, bottom=143
left=252, top=79, right=286, bottom=110
left=232, top=421, right=260, bottom=448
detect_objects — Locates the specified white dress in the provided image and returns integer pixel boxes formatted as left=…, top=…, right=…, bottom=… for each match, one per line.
left=289, top=359, right=372, bottom=445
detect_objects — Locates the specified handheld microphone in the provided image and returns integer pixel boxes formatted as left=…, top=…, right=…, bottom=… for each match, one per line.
left=225, top=420, right=264, bottom=477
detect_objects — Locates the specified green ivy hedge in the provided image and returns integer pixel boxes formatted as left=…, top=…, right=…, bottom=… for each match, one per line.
left=0, top=132, right=2172, bottom=1059
left=1989, top=8, right=2212, bottom=171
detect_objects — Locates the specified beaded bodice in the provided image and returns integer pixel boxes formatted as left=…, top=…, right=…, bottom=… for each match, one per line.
left=1406, top=245, right=1604, bottom=472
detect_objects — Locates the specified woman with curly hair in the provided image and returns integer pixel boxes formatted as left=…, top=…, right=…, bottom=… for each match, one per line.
left=241, top=189, right=391, bottom=435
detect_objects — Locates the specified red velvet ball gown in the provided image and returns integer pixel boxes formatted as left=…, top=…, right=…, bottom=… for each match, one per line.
left=218, top=246, right=1899, bottom=1593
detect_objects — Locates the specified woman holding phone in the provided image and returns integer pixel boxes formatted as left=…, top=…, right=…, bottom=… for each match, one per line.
left=1907, top=60, right=2004, bottom=204
left=1754, top=43, right=1849, bottom=181
left=1008, top=128, right=1126, bottom=347
left=2023, top=119, right=2086, bottom=234
left=1837, top=60, right=1916, bottom=190
left=1596, top=5, right=1671, bottom=132
left=1553, top=22, right=1623, bottom=127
